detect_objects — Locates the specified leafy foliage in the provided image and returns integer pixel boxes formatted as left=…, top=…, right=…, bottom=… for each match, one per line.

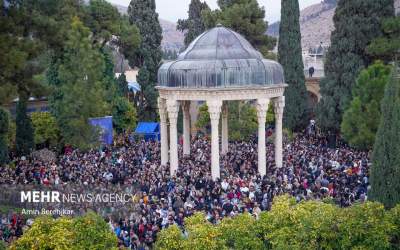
left=155, top=196, right=400, bottom=249
left=7, top=117, right=16, bottom=150
left=368, top=16, right=400, bottom=61
left=10, top=216, right=74, bottom=250
left=316, top=0, right=394, bottom=132
left=31, top=112, right=60, bottom=148
left=183, top=212, right=227, bottom=250
left=116, top=17, right=142, bottom=66
left=389, top=204, right=400, bottom=248
left=341, top=62, right=392, bottom=150
left=128, top=0, right=162, bottom=121
left=370, top=67, right=400, bottom=209
left=15, top=96, right=34, bottom=156
left=54, top=18, right=109, bottom=150
left=10, top=212, right=118, bottom=250
left=195, top=104, right=210, bottom=131
left=195, top=102, right=258, bottom=141
left=202, top=0, right=276, bottom=58
left=116, top=73, right=129, bottom=97
left=154, top=224, right=184, bottom=250
left=177, top=0, right=210, bottom=47
left=337, top=202, right=393, bottom=250
left=228, top=101, right=258, bottom=141
left=72, top=212, right=118, bottom=249
left=112, top=97, right=138, bottom=134
left=84, top=0, right=121, bottom=47
left=219, top=213, right=263, bottom=250
left=278, top=0, right=309, bottom=131
left=0, top=0, right=47, bottom=105
left=0, top=108, right=9, bottom=165
left=196, top=101, right=275, bottom=141
left=258, top=196, right=339, bottom=250
left=2, top=0, right=141, bottom=152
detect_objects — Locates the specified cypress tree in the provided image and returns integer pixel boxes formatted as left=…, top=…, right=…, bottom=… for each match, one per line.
left=316, top=0, right=394, bottom=132
left=0, top=108, right=9, bottom=165
left=116, top=73, right=129, bottom=97
left=15, top=94, right=34, bottom=156
left=278, top=0, right=309, bottom=131
left=177, top=0, right=210, bottom=47
left=128, top=0, right=162, bottom=121
left=368, top=16, right=400, bottom=62
left=370, top=66, right=400, bottom=208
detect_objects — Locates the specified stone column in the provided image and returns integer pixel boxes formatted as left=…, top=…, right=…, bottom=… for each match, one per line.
left=167, top=99, right=180, bottom=175
left=190, top=101, right=199, bottom=137
left=274, top=96, right=285, bottom=169
left=207, top=100, right=222, bottom=180
left=158, top=98, right=169, bottom=166
left=221, top=103, right=229, bottom=154
left=256, top=99, right=270, bottom=176
left=182, top=101, right=191, bottom=155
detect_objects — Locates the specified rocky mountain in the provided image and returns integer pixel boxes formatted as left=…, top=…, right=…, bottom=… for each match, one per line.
left=112, top=3, right=184, bottom=51
left=268, top=0, right=400, bottom=51
left=159, top=19, right=185, bottom=52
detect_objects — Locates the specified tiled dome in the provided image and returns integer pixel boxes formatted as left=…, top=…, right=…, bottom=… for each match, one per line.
left=158, top=25, right=284, bottom=88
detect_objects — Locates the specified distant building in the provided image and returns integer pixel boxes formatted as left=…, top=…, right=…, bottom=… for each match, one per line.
left=303, top=42, right=328, bottom=78
left=3, top=97, right=49, bottom=118
left=115, top=68, right=141, bottom=93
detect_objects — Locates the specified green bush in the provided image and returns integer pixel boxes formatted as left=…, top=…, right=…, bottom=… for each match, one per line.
left=219, top=213, right=263, bottom=250
left=196, top=101, right=261, bottom=141
left=31, top=112, right=60, bottom=147
left=258, top=196, right=339, bottom=250
left=154, top=224, right=184, bottom=250
left=111, top=96, right=137, bottom=134
left=10, top=212, right=118, bottom=250
left=337, top=202, right=393, bottom=250
left=389, top=205, right=400, bottom=249
left=182, top=212, right=227, bottom=250
left=155, top=196, right=400, bottom=250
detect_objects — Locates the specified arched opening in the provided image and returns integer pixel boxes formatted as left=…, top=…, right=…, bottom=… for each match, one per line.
left=307, top=91, right=319, bottom=118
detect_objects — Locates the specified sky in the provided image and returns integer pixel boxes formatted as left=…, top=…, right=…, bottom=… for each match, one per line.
left=107, top=0, right=322, bottom=23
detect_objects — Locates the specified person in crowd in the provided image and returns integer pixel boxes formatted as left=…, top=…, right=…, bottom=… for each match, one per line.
left=0, top=132, right=370, bottom=248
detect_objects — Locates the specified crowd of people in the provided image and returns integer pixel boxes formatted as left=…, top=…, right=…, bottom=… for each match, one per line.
left=0, top=132, right=370, bottom=249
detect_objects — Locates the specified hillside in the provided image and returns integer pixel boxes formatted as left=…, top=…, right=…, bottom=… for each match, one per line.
left=268, top=0, right=400, bottom=51
left=112, top=3, right=184, bottom=51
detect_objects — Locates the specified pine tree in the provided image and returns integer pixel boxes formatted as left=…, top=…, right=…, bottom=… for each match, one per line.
left=15, top=94, right=34, bottom=156
left=202, top=0, right=276, bottom=58
left=316, top=0, right=394, bottom=132
left=369, top=66, right=400, bottom=208
left=55, top=18, right=109, bottom=150
left=177, top=0, right=210, bottom=47
left=128, top=0, right=162, bottom=121
left=0, top=108, right=9, bottom=165
left=278, top=0, right=309, bottom=131
left=341, top=62, right=391, bottom=150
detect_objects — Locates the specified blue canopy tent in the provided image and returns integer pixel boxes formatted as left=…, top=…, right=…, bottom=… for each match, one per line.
left=89, top=116, right=113, bottom=145
left=134, top=122, right=160, bottom=141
